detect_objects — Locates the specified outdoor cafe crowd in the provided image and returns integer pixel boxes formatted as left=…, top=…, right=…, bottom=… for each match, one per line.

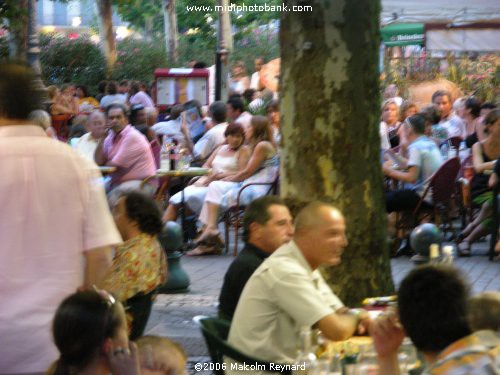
left=0, top=60, right=498, bottom=375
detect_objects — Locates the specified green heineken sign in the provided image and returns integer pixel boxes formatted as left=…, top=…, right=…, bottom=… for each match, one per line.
left=381, top=23, right=425, bottom=47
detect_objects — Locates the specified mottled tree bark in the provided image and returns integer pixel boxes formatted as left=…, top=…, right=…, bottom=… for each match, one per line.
left=280, top=0, right=394, bottom=306
left=163, top=0, right=178, bottom=63
left=8, top=0, right=28, bottom=61
left=97, top=0, right=117, bottom=75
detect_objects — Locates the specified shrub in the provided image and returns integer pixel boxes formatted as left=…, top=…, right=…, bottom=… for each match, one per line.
left=111, top=37, right=169, bottom=85
left=40, top=34, right=106, bottom=93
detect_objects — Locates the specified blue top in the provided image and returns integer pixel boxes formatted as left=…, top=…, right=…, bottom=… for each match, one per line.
left=406, top=136, right=444, bottom=199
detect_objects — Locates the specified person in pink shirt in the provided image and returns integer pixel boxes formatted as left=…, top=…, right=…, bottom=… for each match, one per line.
left=128, top=81, right=155, bottom=109
left=0, top=61, right=122, bottom=374
left=95, top=103, right=157, bottom=205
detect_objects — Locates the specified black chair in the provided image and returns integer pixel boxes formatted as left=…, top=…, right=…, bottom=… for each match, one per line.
left=193, top=315, right=291, bottom=375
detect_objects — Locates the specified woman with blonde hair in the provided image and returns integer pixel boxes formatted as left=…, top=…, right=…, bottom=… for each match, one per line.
left=188, top=115, right=278, bottom=255
left=28, top=109, right=58, bottom=139
left=380, top=98, right=402, bottom=149
left=229, top=61, right=250, bottom=95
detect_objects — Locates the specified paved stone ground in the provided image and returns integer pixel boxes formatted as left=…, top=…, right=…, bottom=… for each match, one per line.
left=144, top=240, right=499, bottom=374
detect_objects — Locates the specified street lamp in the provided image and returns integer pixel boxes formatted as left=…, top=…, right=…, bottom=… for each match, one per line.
left=27, top=0, right=46, bottom=95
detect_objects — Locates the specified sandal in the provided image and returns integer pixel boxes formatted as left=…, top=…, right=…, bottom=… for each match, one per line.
left=194, top=230, right=225, bottom=247
left=457, top=241, right=471, bottom=257
left=186, top=243, right=223, bottom=256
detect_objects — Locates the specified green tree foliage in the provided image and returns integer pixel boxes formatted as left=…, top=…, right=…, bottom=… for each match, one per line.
left=39, top=33, right=107, bottom=90
left=111, top=37, right=168, bottom=84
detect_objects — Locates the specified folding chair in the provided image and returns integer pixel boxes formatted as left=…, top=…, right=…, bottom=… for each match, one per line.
left=223, top=174, right=280, bottom=256
left=395, top=157, right=461, bottom=240
left=193, top=315, right=291, bottom=375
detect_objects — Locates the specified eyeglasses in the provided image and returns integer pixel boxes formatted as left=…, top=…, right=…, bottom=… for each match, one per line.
left=92, top=285, right=116, bottom=307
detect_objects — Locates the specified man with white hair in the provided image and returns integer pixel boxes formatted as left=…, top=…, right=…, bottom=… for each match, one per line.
left=76, top=110, right=107, bottom=160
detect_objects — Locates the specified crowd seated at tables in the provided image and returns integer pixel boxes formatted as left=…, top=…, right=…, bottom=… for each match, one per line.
left=2, top=59, right=499, bottom=375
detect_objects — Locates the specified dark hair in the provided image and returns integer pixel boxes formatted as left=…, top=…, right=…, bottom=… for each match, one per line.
left=405, top=114, right=426, bottom=135
left=242, top=196, right=286, bottom=242
left=119, top=80, right=129, bottom=87
left=398, top=265, right=471, bottom=353
left=193, top=61, right=207, bottom=69
left=97, top=80, right=108, bottom=94
left=122, top=191, right=163, bottom=236
left=52, top=291, right=123, bottom=375
left=484, top=108, right=500, bottom=126
left=209, top=101, right=227, bottom=124
left=465, top=97, right=481, bottom=118
left=129, top=104, right=145, bottom=125
left=0, top=61, right=44, bottom=119
left=227, top=96, right=245, bottom=114
left=170, top=104, right=184, bottom=120
left=431, top=90, right=452, bottom=104
left=76, top=85, right=89, bottom=98
left=242, top=89, right=256, bottom=104
left=224, top=122, right=245, bottom=143
left=106, top=81, right=118, bottom=95
left=480, top=102, right=496, bottom=111
left=105, top=103, right=129, bottom=118
left=419, top=106, right=440, bottom=126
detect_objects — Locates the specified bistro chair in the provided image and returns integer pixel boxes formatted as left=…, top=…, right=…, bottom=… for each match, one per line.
left=440, top=136, right=463, bottom=158
left=193, top=315, right=291, bottom=375
left=395, top=157, right=461, bottom=240
left=223, top=174, right=280, bottom=256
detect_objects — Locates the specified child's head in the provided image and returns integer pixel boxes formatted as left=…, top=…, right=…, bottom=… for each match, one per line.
left=136, top=335, right=187, bottom=375
left=468, top=291, right=500, bottom=332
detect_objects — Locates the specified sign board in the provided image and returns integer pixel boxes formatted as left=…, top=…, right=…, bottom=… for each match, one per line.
left=381, top=23, right=425, bottom=47
left=154, top=68, right=209, bottom=107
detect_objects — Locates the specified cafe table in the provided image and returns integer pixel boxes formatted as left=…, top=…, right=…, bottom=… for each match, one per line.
left=323, top=335, right=422, bottom=375
left=153, top=167, right=211, bottom=242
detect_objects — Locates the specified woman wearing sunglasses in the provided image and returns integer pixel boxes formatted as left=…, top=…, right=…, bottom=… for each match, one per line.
left=46, top=289, right=141, bottom=375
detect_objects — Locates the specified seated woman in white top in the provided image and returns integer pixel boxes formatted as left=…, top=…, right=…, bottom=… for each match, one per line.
left=188, top=115, right=279, bottom=255
left=162, top=122, right=250, bottom=222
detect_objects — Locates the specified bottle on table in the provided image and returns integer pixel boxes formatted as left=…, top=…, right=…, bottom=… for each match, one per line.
left=429, top=243, right=440, bottom=264
left=169, top=139, right=178, bottom=170
left=441, top=245, right=454, bottom=265
left=160, top=137, right=171, bottom=171
left=292, top=326, right=318, bottom=375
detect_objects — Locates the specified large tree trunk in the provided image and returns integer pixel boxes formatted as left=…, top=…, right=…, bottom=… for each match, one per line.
left=97, top=0, right=117, bottom=75
left=8, top=0, right=29, bottom=61
left=280, top=0, right=394, bottom=306
left=163, top=0, right=178, bottom=63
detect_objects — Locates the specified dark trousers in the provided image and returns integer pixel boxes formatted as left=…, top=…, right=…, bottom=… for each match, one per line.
left=386, top=189, right=422, bottom=213
left=125, top=290, right=155, bottom=340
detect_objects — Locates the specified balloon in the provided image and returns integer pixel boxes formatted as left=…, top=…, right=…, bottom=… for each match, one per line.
left=410, top=223, right=444, bottom=256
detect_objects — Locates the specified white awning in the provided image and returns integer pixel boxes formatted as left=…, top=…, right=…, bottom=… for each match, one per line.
left=427, top=29, right=500, bottom=51
left=381, top=0, right=500, bottom=25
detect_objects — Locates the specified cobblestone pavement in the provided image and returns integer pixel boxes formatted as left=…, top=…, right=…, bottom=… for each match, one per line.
left=144, top=241, right=498, bottom=374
